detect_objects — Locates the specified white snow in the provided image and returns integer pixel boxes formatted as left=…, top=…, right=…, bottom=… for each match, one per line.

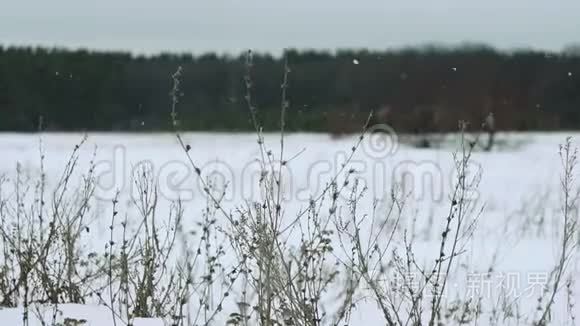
left=0, top=132, right=578, bottom=325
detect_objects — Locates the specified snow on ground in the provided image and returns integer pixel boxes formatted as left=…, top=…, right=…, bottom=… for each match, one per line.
left=0, top=132, right=578, bottom=325
left=0, top=304, right=163, bottom=326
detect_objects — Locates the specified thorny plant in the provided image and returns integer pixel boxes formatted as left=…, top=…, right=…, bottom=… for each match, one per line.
left=332, top=122, right=484, bottom=326
left=0, top=135, right=106, bottom=325
left=0, top=134, right=227, bottom=326
left=534, top=137, right=579, bottom=326
left=171, top=51, right=371, bottom=326
left=96, top=162, right=233, bottom=326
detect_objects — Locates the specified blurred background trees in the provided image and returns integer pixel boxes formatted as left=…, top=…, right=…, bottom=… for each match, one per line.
left=0, top=44, right=578, bottom=133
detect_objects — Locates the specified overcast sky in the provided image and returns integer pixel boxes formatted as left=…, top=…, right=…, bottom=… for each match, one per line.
left=1, top=0, right=579, bottom=55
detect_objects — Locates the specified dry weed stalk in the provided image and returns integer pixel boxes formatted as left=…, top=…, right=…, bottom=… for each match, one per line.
left=535, top=137, right=579, bottom=326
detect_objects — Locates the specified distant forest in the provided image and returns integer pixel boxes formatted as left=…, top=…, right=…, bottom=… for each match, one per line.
left=1, top=44, right=579, bottom=133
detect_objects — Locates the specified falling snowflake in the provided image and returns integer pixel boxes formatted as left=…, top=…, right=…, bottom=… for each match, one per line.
left=568, top=72, right=573, bottom=77
left=353, top=59, right=359, bottom=65
left=451, top=67, right=457, bottom=72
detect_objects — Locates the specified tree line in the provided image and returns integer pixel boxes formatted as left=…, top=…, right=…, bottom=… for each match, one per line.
left=0, top=44, right=579, bottom=133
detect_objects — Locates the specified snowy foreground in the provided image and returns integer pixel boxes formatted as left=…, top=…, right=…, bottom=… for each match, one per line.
left=0, top=132, right=578, bottom=325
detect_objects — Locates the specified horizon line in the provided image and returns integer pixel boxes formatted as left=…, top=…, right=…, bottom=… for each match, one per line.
left=2, top=41, right=580, bottom=59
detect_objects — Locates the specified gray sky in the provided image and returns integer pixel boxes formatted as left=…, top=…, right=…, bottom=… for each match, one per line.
left=1, top=0, right=579, bottom=55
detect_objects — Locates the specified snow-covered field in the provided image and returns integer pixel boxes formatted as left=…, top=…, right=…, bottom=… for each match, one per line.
left=0, top=132, right=578, bottom=325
